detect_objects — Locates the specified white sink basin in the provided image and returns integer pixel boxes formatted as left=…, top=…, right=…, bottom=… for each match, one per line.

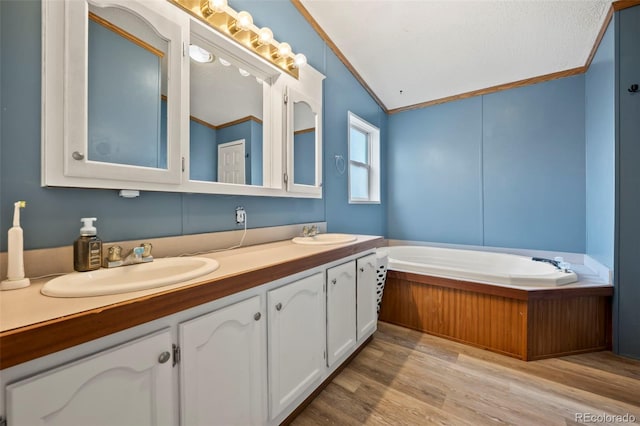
left=42, top=257, right=219, bottom=298
left=292, top=233, right=357, bottom=245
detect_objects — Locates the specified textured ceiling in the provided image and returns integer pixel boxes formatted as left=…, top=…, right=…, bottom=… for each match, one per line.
left=299, top=0, right=612, bottom=111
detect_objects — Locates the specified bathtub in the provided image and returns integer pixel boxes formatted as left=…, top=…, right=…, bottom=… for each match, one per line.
left=379, top=245, right=612, bottom=360
left=387, top=245, right=578, bottom=287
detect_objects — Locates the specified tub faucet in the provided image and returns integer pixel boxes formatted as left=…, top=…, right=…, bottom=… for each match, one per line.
left=531, top=257, right=560, bottom=269
left=532, top=257, right=571, bottom=273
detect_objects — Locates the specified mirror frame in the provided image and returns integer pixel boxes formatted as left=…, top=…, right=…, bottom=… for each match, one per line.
left=286, top=88, right=322, bottom=196
left=285, top=67, right=326, bottom=197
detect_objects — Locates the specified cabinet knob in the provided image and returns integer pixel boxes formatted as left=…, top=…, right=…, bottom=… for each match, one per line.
left=331, top=278, right=337, bottom=285
left=158, top=351, right=171, bottom=364
left=254, top=312, right=261, bottom=321
left=72, top=151, right=85, bottom=160
left=275, top=302, right=282, bottom=311
left=359, top=267, right=365, bottom=272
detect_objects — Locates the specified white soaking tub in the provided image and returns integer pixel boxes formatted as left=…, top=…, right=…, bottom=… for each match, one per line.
left=387, top=245, right=578, bottom=287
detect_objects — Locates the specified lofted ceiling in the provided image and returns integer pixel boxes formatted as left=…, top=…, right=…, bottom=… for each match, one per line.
left=296, top=0, right=613, bottom=112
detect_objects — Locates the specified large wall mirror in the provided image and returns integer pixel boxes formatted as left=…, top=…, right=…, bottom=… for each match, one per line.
left=42, top=0, right=324, bottom=198
left=87, top=6, right=169, bottom=170
left=188, top=27, right=269, bottom=187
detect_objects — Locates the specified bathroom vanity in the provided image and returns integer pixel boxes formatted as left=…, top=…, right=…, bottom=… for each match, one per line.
left=0, top=235, right=383, bottom=425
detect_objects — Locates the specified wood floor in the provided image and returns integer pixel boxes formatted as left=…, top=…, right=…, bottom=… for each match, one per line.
left=293, top=322, right=640, bottom=425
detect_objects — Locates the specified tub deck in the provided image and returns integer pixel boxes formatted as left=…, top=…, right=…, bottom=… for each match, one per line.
left=379, top=270, right=613, bottom=361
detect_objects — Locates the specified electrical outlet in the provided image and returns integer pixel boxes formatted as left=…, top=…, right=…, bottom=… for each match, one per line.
left=235, top=206, right=246, bottom=224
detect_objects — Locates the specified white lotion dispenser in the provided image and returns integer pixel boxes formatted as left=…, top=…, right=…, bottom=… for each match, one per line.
left=1, top=201, right=31, bottom=290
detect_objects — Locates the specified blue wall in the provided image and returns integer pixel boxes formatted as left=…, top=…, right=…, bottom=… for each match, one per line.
left=249, top=120, right=263, bottom=186
left=388, top=76, right=587, bottom=253
left=232, top=1, right=388, bottom=236
left=0, top=0, right=386, bottom=251
left=190, top=119, right=217, bottom=182
left=388, top=98, right=483, bottom=245
left=585, top=21, right=615, bottom=269
left=88, top=19, right=165, bottom=169
left=615, top=5, right=640, bottom=359
left=323, top=50, right=388, bottom=235
left=294, top=131, right=316, bottom=186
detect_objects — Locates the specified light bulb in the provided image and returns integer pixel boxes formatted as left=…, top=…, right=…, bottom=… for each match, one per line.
left=257, top=27, right=273, bottom=46
left=189, top=44, right=214, bottom=63
left=218, top=57, right=231, bottom=67
left=277, top=42, right=291, bottom=58
left=238, top=68, right=251, bottom=77
left=208, top=0, right=227, bottom=13
left=293, top=53, right=307, bottom=68
left=236, top=11, right=253, bottom=31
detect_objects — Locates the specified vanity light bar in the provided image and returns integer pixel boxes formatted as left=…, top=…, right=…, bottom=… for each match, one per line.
left=169, top=0, right=306, bottom=79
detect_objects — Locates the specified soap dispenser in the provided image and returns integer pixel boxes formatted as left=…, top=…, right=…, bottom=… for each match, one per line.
left=74, top=217, right=102, bottom=272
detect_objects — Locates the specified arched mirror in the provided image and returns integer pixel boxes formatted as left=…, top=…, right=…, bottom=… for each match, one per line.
left=292, top=101, right=316, bottom=186
left=286, top=87, right=322, bottom=196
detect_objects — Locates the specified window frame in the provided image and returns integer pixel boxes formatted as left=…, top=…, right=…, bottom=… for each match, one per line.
left=348, top=111, right=380, bottom=204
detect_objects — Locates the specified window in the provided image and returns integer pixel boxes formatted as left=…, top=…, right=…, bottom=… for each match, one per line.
left=348, top=112, right=380, bottom=204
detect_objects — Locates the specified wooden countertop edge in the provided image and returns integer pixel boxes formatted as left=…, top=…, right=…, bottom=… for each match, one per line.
left=0, top=238, right=383, bottom=369
left=387, top=270, right=613, bottom=301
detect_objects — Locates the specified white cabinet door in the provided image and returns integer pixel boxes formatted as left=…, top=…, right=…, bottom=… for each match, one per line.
left=268, top=272, right=325, bottom=419
left=326, top=261, right=357, bottom=367
left=357, top=254, right=378, bottom=340
left=5, top=329, right=175, bottom=426
left=179, top=296, right=266, bottom=426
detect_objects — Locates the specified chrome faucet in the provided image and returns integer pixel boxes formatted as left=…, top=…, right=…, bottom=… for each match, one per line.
left=302, top=225, right=318, bottom=237
left=531, top=256, right=571, bottom=273
left=124, top=246, right=145, bottom=264
left=104, top=243, right=153, bottom=268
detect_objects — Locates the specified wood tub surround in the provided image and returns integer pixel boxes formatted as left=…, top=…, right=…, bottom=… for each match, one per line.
left=378, top=270, right=612, bottom=361
left=0, top=236, right=383, bottom=369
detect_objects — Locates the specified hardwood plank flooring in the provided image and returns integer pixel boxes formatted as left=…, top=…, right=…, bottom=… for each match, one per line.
left=293, top=322, right=640, bottom=425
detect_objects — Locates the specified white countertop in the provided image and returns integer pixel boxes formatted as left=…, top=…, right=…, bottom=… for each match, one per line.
left=0, top=236, right=381, bottom=333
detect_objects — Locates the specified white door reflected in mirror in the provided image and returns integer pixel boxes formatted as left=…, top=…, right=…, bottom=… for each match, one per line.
left=218, top=140, right=246, bottom=184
